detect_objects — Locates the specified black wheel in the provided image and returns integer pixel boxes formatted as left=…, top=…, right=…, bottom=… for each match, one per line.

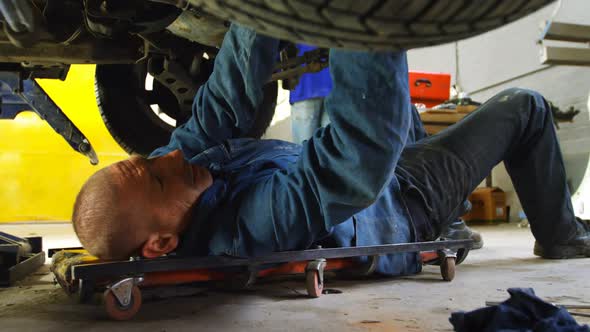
left=95, top=62, right=186, bottom=156
left=95, top=62, right=278, bottom=156
left=455, top=248, right=469, bottom=265
left=191, top=0, right=554, bottom=51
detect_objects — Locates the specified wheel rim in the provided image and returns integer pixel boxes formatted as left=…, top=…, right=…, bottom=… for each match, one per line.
left=138, top=66, right=186, bottom=132
left=135, top=55, right=213, bottom=133
left=143, top=73, right=182, bottom=130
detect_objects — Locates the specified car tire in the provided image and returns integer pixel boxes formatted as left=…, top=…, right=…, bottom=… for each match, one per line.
left=95, top=63, right=278, bottom=156
left=191, top=0, right=554, bottom=51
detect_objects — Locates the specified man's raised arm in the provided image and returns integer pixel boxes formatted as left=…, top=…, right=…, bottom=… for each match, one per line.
left=151, top=24, right=279, bottom=158
left=230, top=47, right=412, bottom=255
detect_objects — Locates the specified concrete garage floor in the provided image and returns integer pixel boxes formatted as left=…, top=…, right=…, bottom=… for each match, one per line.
left=0, top=222, right=588, bottom=331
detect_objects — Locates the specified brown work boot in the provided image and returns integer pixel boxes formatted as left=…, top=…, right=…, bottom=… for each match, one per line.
left=534, top=218, right=590, bottom=259
left=440, top=219, right=484, bottom=250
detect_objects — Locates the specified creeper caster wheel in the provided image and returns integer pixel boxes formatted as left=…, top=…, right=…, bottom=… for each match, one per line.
left=305, top=258, right=326, bottom=298
left=440, top=257, right=456, bottom=282
left=306, top=270, right=323, bottom=298
left=103, top=278, right=142, bottom=320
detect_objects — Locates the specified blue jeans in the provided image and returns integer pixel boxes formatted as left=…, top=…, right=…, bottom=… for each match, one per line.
left=290, top=98, right=330, bottom=144
left=395, top=88, right=578, bottom=246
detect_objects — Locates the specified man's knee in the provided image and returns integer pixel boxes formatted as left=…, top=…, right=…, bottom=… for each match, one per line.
left=476, top=88, right=550, bottom=126
left=492, top=88, right=548, bottom=115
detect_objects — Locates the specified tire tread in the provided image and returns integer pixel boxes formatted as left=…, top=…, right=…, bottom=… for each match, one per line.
left=191, top=0, right=554, bottom=50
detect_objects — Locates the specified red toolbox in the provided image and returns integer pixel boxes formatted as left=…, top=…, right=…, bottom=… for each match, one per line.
left=409, top=71, right=451, bottom=108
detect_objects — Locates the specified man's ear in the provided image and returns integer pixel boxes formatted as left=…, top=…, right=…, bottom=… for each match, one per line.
left=141, top=233, right=179, bottom=258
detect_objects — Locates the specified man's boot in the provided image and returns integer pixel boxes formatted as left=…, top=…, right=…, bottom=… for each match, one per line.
left=534, top=218, right=590, bottom=259
left=440, top=219, right=484, bottom=250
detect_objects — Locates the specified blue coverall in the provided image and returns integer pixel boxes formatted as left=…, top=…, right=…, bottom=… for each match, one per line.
left=151, top=25, right=579, bottom=276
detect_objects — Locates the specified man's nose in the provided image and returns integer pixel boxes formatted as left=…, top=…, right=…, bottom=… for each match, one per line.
left=150, top=150, right=184, bottom=172
left=161, top=150, right=186, bottom=173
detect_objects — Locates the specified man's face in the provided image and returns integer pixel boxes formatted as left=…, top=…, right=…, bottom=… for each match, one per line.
left=109, top=149, right=213, bottom=232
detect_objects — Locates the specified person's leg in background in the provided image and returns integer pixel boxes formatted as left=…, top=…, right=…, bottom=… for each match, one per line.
left=319, top=101, right=331, bottom=128
left=290, top=98, right=324, bottom=144
left=289, top=44, right=332, bottom=145
left=396, top=88, right=588, bottom=258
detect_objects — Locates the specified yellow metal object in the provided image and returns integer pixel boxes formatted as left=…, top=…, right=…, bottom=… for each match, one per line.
left=0, top=65, right=128, bottom=222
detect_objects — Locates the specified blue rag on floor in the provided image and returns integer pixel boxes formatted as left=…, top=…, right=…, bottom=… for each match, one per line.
left=450, top=288, right=590, bottom=332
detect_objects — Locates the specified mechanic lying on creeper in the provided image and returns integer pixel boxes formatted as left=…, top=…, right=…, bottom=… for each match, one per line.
left=72, top=24, right=590, bottom=277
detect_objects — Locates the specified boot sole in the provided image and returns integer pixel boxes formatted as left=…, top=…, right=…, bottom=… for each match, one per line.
left=534, top=243, right=590, bottom=259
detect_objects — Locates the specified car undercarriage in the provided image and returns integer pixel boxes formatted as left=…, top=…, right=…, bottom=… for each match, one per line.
left=0, top=0, right=554, bottom=161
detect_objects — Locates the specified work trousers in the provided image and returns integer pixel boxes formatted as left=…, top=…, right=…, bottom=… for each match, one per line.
left=396, top=88, right=578, bottom=246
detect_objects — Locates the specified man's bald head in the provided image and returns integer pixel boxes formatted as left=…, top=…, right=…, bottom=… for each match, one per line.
left=72, top=167, right=150, bottom=260
left=72, top=150, right=213, bottom=260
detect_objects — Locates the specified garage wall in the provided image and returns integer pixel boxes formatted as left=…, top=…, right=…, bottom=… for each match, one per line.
left=408, top=1, right=589, bottom=97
